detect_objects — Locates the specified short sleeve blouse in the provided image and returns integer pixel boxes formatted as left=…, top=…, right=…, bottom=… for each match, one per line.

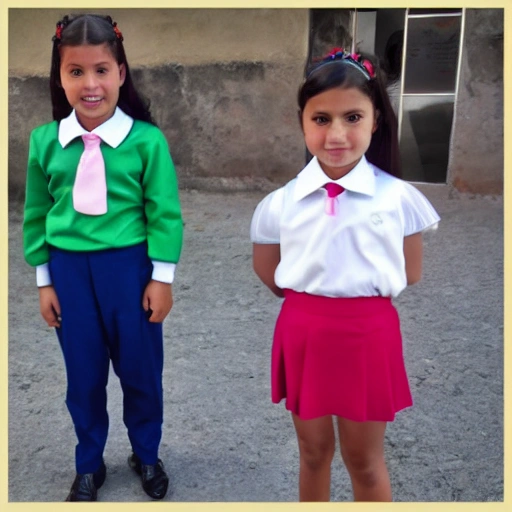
left=250, top=156, right=440, bottom=298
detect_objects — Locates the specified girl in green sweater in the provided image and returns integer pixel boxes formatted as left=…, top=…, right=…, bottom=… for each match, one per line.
left=23, top=14, right=183, bottom=502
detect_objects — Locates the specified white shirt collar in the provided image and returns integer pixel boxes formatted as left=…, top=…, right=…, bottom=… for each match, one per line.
left=58, top=107, right=134, bottom=148
left=294, top=155, right=376, bottom=201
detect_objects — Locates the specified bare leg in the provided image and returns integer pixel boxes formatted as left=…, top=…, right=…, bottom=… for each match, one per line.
left=337, top=417, right=392, bottom=502
left=291, top=413, right=335, bottom=501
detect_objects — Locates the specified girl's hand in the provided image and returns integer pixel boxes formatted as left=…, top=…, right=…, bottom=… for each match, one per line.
left=39, top=285, right=61, bottom=328
left=142, top=280, right=173, bottom=323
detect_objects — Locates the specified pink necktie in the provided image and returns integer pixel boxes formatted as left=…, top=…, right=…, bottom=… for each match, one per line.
left=324, top=182, right=345, bottom=215
left=72, top=133, right=107, bottom=215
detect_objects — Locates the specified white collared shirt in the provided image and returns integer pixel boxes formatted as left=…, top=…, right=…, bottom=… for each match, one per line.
left=250, top=156, right=440, bottom=298
left=36, top=108, right=177, bottom=287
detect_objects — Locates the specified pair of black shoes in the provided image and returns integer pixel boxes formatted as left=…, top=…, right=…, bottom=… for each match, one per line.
left=65, top=454, right=169, bottom=501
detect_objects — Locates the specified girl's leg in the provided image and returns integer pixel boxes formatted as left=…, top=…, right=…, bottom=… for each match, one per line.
left=90, top=244, right=164, bottom=465
left=292, top=413, right=335, bottom=501
left=50, top=249, right=110, bottom=475
left=336, top=417, right=392, bottom=501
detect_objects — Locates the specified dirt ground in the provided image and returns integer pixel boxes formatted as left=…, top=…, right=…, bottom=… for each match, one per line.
left=8, top=185, right=503, bottom=503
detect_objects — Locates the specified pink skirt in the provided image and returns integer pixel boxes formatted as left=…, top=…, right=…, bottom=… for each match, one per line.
left=272, top=290, right=413, bottom=421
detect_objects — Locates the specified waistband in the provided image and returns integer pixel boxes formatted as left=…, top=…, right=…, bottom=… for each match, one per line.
left=49, top=241, right=147, bottom=256
left=283, top=289, right=393, bottom=318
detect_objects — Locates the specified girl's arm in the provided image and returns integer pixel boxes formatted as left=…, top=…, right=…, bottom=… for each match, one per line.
left=253, top=243, right=284, bottom=297
left=140, top=127, right=182, bottom=322
left=141, top=127, right=183, bottom=266
left=23, top=130, right=54, bottom=267
left=403, top=232, right=423, bottom=285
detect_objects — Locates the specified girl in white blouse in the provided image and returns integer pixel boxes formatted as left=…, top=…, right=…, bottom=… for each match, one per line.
left=250, top=48, right=440, bottom=502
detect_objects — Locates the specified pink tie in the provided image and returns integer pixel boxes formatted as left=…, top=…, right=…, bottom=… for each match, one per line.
left=324, top=182, right=345, bottom=215
left=72, top=133, right=107, bottom=215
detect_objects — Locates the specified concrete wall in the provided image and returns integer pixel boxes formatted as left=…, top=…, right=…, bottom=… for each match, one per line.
left=448, top=9, right=503, bottom=194
left=8, top=8, right=309, bottom=199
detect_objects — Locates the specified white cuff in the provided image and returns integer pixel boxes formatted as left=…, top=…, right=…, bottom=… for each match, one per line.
left=36, top=263, right=52, bottom=287
left=151, top=261, right=176, bottom=284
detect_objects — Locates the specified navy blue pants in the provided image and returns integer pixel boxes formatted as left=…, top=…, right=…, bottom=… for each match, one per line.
left=49, top=243, right=164, bottom=474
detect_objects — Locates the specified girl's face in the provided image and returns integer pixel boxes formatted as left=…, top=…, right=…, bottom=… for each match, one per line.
left=302, top=86, right=378, bottom=180
left=59, top=43, right=126, bottom=132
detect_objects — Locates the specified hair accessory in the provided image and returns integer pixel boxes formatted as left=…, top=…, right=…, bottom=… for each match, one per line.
left=52, top=16, right=71, bottom=43
left=53, top=22, right=63, bottom=42
left=310, top=48, right=376, bottom=80
left=112, top=22, right=124, bottom=41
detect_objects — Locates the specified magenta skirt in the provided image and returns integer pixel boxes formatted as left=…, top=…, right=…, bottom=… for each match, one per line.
left=271, top=290, right=413, bottom=422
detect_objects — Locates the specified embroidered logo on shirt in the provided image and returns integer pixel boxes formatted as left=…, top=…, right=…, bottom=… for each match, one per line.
left=371, top=213, right=383, bottom=225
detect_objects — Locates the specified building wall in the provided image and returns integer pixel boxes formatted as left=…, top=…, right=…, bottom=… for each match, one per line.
left=8, top=8, right=308, bottom=199
left=448, top=9, right=503, bottom=194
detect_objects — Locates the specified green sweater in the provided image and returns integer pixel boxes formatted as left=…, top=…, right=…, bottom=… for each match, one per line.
left=23, top=119, right=183, bottom=267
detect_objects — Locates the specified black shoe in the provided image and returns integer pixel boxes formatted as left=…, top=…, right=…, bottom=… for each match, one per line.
left=128, top=452, right=169, bottom=500
left=65, top=460, right=107, bottom=502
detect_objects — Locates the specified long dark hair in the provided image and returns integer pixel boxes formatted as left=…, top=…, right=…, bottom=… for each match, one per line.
left=50, top=14, right=155, bottom=125
left=298, top=51, right=401, bottom=178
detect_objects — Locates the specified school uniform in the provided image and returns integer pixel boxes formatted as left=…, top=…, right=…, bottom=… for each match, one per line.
left=250, top=155, right=440, bottom=421
left=23, top=107, right=183, bottom=474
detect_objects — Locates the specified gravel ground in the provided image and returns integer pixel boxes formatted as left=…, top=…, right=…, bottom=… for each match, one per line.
left=8, top=185, right=503, bottom=503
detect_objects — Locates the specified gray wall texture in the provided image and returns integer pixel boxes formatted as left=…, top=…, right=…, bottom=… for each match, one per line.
left=8, top=8, right=503, bottom=198
left=448, top=9, right=503, bottom=195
